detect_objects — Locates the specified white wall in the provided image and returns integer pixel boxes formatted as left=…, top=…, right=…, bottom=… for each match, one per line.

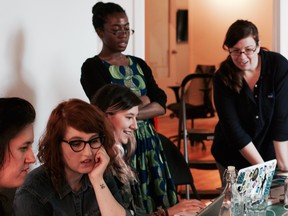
left=279, top=0, right=288, bottom=58
left=0, top=0, right=144, bottom=165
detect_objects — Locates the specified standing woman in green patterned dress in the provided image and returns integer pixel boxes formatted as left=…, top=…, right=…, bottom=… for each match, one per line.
left=80, top=2, right=178, bottom=213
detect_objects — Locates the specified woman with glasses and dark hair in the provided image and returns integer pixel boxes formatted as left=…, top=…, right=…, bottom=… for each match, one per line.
left=0, top=97, right=36, bottom=215
left=91, top=84, right=206, bottom=216
left=13, top=99, right=131, bottom=216
left=80, top=2, right=178, bottom=214
left=212, top=19, right=288, bottom=183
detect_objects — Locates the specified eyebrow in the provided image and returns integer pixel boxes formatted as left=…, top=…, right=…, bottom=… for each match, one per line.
left=126, top=112, right=137, bottom=116
left=66, top=134, right=100, bottom=140
left=24, top=140, right=34, bottom=145
left=111, top=23, right=130, bottom=28
left=231, top=45, right=255, bottom=50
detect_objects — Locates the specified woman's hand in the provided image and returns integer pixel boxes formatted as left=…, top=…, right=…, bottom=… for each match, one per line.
left=89, top=146, right=126, bottom=216
left=167, top=199, right=206, bottom=215
left=88, top=147, right=110, bottom=182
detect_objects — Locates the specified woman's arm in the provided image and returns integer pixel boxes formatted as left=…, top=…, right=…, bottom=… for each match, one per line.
left=89, top=147, right=126, bottom=216
left=92, top=178, right=126, bottom=216
left=137, top=95, right=165, bottom=120
left=133, top=57, right=167, bottom=110
left=271, top=57, right=288, bottom=171
left=273, top=140, right=288, bottom=171
left=81, top=56, right=111, bottom=101
left=239, top=142, right=264, bottom=165
left=134, top=57, right=167, bottom=120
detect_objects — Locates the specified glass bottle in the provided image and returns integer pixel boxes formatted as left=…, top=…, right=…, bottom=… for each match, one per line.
left=219, top=166, right=243, bottom=216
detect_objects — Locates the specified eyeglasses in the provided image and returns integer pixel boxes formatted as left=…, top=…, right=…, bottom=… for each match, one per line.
left=108, top=29, right=135, bottom=37
left=229, top=46, right=257, bottom=57
left=62, top=136, right=104, bottom=152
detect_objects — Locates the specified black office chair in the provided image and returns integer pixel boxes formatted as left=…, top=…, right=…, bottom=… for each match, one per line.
left=167, top=71, right=215, bottom=150
left=167, top=65, right=215, bottom=150
left=168, top=64, right=215, bottom=105
left=166, top=69, right=221, bottom=198
left=159, top=133, right=220, bottom=199
left=179, top=74, right=219, bottom=182
left=159, top=133, right=200, bottom=200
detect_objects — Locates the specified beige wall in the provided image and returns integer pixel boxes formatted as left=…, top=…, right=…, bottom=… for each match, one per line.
left=188, top=0, right=273, bottom=72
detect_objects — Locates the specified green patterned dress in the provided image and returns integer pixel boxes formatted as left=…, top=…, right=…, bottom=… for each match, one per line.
left=103, top=56, right=178, bottom=213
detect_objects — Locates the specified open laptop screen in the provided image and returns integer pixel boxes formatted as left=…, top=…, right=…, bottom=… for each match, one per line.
left=236, top=159, right=277, bottom=197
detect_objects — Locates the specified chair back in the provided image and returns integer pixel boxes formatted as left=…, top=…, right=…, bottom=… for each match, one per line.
left=181, top=73, right=214, bottom=118
left=195, top=64, right=216, bottom=74
left=159, top=133, right=200, bottom=200
left=180, top=73, right=214, bottom=164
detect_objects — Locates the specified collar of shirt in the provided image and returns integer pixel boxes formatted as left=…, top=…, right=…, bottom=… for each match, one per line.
left=58, top=175, right=92, bottom=199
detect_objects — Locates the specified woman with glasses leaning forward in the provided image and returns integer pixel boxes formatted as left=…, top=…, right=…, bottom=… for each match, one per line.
left=80, top=2, right=178, bottom=214
left=13, top=99, right=131, bottom=216
left=212, top=19, right=288, bottom=183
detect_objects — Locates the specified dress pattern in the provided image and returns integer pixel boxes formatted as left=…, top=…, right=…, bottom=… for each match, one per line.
left=102, top=57, right=178, bottom=213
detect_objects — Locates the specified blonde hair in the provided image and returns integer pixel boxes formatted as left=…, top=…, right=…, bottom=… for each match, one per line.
left=111, top=139, right=137, bottom=184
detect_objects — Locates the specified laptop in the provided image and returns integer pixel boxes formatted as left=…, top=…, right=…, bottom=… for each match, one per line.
left=236, top=159, right=277, bottom=197
left=198, top=193, right=225, bottom=216
left=174, top=193, right=225, bottom=216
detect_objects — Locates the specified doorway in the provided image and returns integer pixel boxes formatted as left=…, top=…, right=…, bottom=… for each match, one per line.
left=145, top=0, right=189, bottom=107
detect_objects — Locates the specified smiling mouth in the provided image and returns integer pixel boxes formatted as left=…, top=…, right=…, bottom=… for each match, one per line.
left=239, top=60, right=248, bottom=66
left=124, top=131, right=132, bottom=136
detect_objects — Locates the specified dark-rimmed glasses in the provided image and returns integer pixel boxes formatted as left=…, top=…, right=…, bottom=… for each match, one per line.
left=229, top=46, right=257, bottom=57
left=108, top=29, right=135, bottom=37
left=62, top=136, right=104, bottom=152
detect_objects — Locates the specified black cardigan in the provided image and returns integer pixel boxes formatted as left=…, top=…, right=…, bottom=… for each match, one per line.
left=80, top=55, right=167, bottom=110
left=211, top=49, right=288, bottom=170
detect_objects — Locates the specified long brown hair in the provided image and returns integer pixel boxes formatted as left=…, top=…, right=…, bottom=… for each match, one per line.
left=219, top=19, right=260, bottom=93
left=38, top=98, right=115, bottom=192
left=91, top=84, right=142, bottom=184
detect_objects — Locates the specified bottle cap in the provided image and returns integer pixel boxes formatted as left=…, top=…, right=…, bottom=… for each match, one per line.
left=227, top=166, right=235, bottom=171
